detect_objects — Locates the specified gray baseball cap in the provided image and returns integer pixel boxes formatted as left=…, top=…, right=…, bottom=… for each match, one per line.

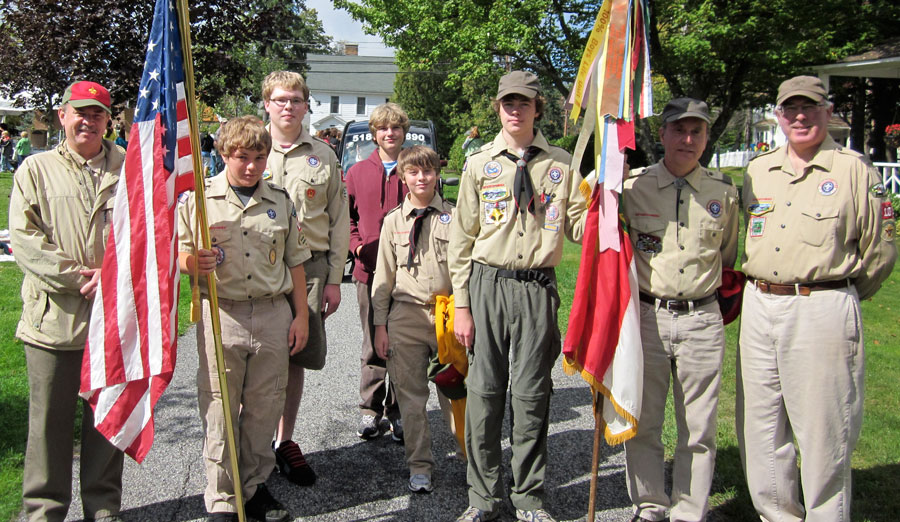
left=660, top=97, right=711, bottom=124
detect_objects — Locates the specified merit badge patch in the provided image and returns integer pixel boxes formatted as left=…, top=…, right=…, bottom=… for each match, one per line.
left=439, top=211, right=452, bottom=224
left=870, top=182, right=887, bottom=198
left=707, top=200, right=723, bottom=218
left=747, top=199, right=774, bottom=216
left=882, top=201, right=894, bottom=220
left=307, top=155, right=320, bottom=168
left=548, top=167, right=563, bottom=184
left=480, top=183, right=509, bottom=202
left=545, top=204, right=560, bottom=222
left=269, top=248, right=277, bottom=265
left=635, top=233, right=662, bottom=254
left=883, top=220, right=896, bottom=242
left=818, top=179, right=837, bottom=196
left=267, top=209, right=276, bottom=219
left=262, top=169, right=272, bottom=181
left=306, top=188, right=316, bottom=199
left=213, top=246, right=226, bottom=266
left=484, top=201, right=509, bottom=225
left=749, top=216, right=766, bottom=238
left=483, top=161, right=502, bottom=178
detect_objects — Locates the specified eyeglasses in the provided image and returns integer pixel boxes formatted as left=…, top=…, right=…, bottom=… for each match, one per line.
left=269, top=97, right=306, bottom=108
left=777, top=102, right=826, bottom=118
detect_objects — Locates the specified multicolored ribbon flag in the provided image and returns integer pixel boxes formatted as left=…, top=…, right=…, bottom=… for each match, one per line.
left=563, top=0, right=651, bottom=444
left=80, top=0, right=195, bottom=463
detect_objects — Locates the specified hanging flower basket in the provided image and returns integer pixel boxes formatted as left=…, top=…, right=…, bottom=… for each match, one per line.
left=886, top=124, right=900, bottom=148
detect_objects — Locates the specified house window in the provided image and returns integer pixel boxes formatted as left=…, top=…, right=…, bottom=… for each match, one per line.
left=330, top=96, right=339, bottom=114
left=357, top=97, right=366, bottom=115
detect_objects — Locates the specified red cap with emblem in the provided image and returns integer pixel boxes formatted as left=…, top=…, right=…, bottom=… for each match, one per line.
left=61, top=81, right=112, bottom=114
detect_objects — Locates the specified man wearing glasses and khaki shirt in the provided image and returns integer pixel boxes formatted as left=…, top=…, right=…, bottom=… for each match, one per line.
left=738, top=75, right=896, bottom=521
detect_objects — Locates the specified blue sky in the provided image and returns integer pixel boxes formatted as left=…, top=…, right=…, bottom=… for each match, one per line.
left=306, top=0, right=395, bottom=57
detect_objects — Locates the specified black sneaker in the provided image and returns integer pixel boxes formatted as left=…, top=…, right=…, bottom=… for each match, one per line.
left=244, top=484, right=289, bottom=522
left=273, top=440, right=316, bottom=486
left=357, top=414, right=387, bottom=439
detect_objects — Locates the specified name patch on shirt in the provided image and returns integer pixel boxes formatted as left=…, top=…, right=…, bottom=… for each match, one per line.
left=635, top=233, right=662, bottom=254
left=484, top=201, right=509, bottom=224
left=749, top=216, right=766, bottom=237
left=483, top=161, right=503, bottom=178
left=707, top=200, right=723, bottom=218
left=818, top=179, right=837, bottom=196
left=747, top=199, right=774, bottom=216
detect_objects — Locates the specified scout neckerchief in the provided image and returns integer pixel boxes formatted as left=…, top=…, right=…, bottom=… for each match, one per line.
left=500, top=146, right=541, bottom=216
left=407, top=206, right=434, bottom=269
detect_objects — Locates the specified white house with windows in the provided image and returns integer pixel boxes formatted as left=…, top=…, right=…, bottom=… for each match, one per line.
left=303, top=54, right=397, bottom=133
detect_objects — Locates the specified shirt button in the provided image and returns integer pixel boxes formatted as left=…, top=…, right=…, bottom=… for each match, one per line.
left=243, top=231, right=248, bottom=236
left=518, top=232, right=524, bottom=237
left=781, top=224, right=786, bottom=229
left=775, top=247, right=780, bottom=252
left=517, top=254, right=523, bottom=259
left=677, top=291, right=683, bottom=296
left=679, top=245, right=685, bottom=250
left=245, top=252, right=250, bottom=257
left=816, top=212, right=821, bottom=218
left=773, top=271, right=778, bottom=276
left=786, top=202, right=791, bottom=206
left=247, top=275, right=252, bottom=280
left=679, top=268, right=684, bottom=273
left=679, top=199, right=684, bottom=204
left=679, top=222, right=684, bottom=227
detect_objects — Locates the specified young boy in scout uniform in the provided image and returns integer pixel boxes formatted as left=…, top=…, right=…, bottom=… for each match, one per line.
left=262, top=70, right=350, bottom=486
left=622, top=98, right=739, bottom=522
left=370, top=146, right=457, bottom=494
left=177, top=116, right=311, bottom=522
left=11, top=81, right=125, bottom=522
left=448, top=70, right=588, bottom=522
left=738, top=76, right=896, bottom=521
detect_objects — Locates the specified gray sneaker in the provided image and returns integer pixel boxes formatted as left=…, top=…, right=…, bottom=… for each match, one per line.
left=357, top=414, right=385, bottom=439
left=407, top=473, right=433, bottom=493
left=390, top=417, right=404, bottom=443
left=456, top=506, right=499, bottom=522
left=515, top=508, right=556, bottom=522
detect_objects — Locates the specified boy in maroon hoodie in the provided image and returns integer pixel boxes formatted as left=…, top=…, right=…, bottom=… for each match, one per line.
left=345, top=102, right=409, bottom=441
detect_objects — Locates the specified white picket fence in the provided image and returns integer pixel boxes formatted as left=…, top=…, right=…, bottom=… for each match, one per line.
left=875, top=162, right=900, bottom=194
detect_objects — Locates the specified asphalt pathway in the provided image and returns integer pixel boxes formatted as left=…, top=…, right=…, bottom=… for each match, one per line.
left=52, top=282, right=633, bottom=522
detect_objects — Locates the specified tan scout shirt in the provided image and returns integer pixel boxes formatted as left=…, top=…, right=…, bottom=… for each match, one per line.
left=266, top=127, right=349, bottom=285
left=10, top=142, right=124, bottom=350
left=624, top=161, right=739, bottom=300
left=448, top=131, right=588, bottom=307
left=177, top=174, right=311, bottom=301
left=742, top=137, right=897, bottom=300
left=371, top=193, right=454, bottom=325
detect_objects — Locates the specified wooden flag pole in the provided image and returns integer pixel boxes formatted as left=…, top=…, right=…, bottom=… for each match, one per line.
left=174, top=1, right=246, bottom=520
left=587, top=391, right=604, bottom=522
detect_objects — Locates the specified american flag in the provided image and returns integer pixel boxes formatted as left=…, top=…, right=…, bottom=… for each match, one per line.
left=79, top=0, right=195, bottom=463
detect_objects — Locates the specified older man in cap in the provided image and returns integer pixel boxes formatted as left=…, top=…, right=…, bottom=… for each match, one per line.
left=622, top=98, right=739, bottom=522
left=738, top=75, right=896, bottom=521
left=448, top=70, right=587, bottom=522
left=10, top=81, right=125, bottom=522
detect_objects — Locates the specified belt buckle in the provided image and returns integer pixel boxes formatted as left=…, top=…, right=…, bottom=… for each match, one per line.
left=757, top=280, right=770, bottom=293
left=665, top=300, right=681, bottom=312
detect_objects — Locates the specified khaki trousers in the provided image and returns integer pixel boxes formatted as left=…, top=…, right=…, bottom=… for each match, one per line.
left=197, top=297, right=291, bottom=513
left=354, top=277, right=399, bottom=420
left=384, top=301, right=455, bottom=476
left=624, top=300, right=724, bottom=522
left=290, top=251, right=328, bottom=369
left=23, top=345, right=124, bottom=522
left=737, top=283, right=863, bottom=522
left=465, top=262, right=561, bottom=513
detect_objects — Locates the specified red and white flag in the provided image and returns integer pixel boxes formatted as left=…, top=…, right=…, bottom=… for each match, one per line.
left=80, top=0, right=195, bottom=463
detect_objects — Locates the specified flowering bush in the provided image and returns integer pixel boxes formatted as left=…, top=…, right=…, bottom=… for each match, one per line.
left=886, top=124, right=900, bottom=140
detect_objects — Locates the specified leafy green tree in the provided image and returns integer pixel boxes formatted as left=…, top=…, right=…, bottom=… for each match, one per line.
left=0, top=0, right=330, bottom=120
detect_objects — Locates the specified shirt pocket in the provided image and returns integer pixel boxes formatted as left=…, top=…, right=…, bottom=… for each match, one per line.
left=208, top=227, right=232, bottom=267
left=298, top=170, right=328, bottom=210
left=798, top=206, right=839, bottom=247
left=698, top=220, right=725, bottom=249
left=394, top=231, right=411, bottom=267
left=256, top=223, right=287, bottom=267
left=433, top=221, right=450, bottom=262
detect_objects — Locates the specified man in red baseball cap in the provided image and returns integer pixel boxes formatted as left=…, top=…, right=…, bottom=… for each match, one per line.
left=10, top=80, right=125, bottom=522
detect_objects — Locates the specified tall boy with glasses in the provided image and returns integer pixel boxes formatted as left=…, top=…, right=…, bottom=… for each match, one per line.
left=262, top=70, right=350, bottom=487
left=737, top=75, right=896, bottom=520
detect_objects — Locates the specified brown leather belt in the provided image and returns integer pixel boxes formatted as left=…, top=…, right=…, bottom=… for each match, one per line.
left=748, top=277, right=850, bottom=296
left=639, top=292, right=717, bottom=312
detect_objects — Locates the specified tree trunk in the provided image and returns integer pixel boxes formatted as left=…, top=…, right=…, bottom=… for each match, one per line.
left=849, top=78, right=866, bottom=154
